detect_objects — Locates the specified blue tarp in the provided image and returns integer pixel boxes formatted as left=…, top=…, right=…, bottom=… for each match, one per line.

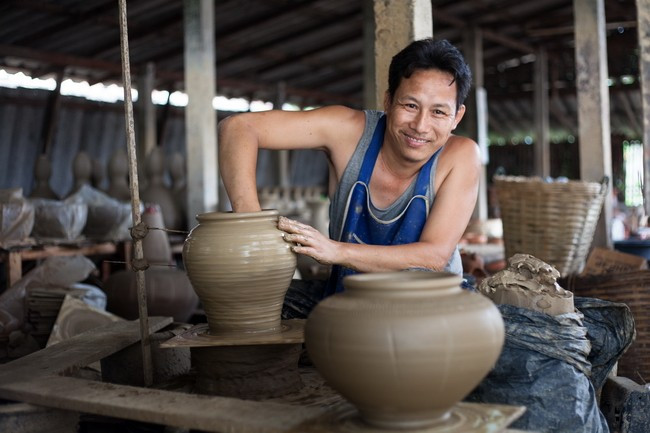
left=467, top=296, right=633, bottom=433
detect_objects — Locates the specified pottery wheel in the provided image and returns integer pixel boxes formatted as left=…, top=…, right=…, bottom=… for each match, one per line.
left=300, top=401, right=526, bottom=433
left=159, top=319, right=305, bottom=348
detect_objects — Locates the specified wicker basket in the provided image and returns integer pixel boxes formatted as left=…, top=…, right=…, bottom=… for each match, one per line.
left=494, top=175, right=608, bottom=276
left=563, top=271, right=650, bottom=383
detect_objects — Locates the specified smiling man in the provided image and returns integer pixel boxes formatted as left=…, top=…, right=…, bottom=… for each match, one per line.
left=218, top=38, right=479, bottom=310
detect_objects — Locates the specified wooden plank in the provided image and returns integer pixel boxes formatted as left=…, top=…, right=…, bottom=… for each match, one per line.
left=0, top=317, right=171, bottom=382
left=0, top=316, right=327, bottom=433
left=19, top=242, right=117, bottom=261
left=7, top=250, right=22, bottom=287
left=0, top=375, right=326, bottom=433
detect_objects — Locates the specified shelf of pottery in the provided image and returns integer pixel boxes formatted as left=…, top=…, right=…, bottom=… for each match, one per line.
left=0, top=147, right=189, bottom=288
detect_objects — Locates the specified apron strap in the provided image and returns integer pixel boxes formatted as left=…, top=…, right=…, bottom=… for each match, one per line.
left=357, top=115, right=386, bottom=184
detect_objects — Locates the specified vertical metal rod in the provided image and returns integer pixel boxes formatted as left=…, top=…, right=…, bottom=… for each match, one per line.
left=118, top=0, right=153, bottom=387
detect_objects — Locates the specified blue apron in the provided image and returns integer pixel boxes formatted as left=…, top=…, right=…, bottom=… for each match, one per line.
left=325, top=115, right=439, bottom=295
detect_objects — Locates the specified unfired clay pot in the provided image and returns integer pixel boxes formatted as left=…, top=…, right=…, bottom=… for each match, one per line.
left=103, top=268, right=199, bottom=323
left=305, top=271, right=505, bottom=429
left=182, top=210, right=296, bottom=334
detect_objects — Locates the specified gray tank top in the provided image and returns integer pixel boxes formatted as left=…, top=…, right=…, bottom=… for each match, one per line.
left=329, top=110, right=462, bottom=275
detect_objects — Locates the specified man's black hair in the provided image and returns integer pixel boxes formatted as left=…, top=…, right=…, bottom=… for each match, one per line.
left=387, top=38, right=472, bottom=111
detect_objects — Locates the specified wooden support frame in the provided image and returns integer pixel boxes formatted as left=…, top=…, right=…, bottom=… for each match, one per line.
left=0, top=242, right=118, bottom=289
left=0, top=318, right=525, bottom=432
left=0, top=318, right=330, bottom=433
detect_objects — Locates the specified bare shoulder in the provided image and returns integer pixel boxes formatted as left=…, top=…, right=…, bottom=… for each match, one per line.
left=439, top=134, right=480, bottom=168
left=434, top=134, right=480, bottom=191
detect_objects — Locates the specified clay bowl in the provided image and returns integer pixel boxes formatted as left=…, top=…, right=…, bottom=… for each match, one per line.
left=31, top=200, right=88, bottom=240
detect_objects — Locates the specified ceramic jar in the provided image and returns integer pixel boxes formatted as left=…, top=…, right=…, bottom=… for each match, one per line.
left=182, top=210, right=296, bottom=334
left=305, top=271, right=505, bottom=429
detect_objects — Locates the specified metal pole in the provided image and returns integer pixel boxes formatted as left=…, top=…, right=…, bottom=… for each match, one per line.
left=118, top=0, right=153, bottom=387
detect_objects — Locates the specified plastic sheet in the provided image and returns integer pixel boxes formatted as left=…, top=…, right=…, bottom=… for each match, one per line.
left=0, top=256, right=97, bottom=336
left=0, top=188, right=34, bottom=245
left=30, top=198, right=88, bottom=240
left=466, top=303, right=610, bottom=433
left=66, top=184, right=132, bottom=240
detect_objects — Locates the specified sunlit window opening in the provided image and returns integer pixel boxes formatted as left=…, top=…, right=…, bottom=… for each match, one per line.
left=0, top=68, right=295, bottom=112
left=623, top=140, right=644, bottom=207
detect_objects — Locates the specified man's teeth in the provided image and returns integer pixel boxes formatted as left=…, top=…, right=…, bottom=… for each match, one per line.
left=407, top=136, right=427, bottom=143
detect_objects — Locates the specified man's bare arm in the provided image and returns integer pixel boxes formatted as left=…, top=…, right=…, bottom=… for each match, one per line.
left=218, top=106, right=364, bottom=212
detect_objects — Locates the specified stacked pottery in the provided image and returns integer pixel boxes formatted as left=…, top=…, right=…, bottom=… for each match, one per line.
left=182, top=210, right=296, bottom=334
left=305, top=271, right=505, bottom=429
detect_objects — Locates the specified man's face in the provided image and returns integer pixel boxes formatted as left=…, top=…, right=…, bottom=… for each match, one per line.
left=383, top=68, right=466, bottom=164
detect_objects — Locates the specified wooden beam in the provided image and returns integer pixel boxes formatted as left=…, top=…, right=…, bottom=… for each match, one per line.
left=432, top=9, right=535, bottom=53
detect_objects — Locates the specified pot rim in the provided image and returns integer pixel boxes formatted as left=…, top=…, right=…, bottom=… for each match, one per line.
left=343, top=271, right=463, bottom=292
left=195, top=209, right=279, bottom=222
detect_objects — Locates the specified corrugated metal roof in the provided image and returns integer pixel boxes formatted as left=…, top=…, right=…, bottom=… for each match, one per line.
left=0, top=0, right=642, bottom=196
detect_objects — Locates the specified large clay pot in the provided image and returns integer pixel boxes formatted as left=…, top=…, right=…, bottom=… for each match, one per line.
left=182, top=210, right=296, bottom=334
left=305, top=271, right=505, bottom=429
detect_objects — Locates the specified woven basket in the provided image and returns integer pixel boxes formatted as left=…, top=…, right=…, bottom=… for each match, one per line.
left=494, top=175, right=608, bottom=276
left=563, top=271, right=650, bottom=383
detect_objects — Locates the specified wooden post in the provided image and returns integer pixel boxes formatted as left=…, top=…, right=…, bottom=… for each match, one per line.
left=637, top=0, right=650, bottom=215
left=184, top=0, right=218, bottom=220
left=142, top=62, right=157, bottom=156
left=534, top=47, right=550, bottom=178
left=40, top=69, right=64, bottom=156
left=276, top=81, right=290, bottom=188
left=117, top=0, right=153, bottom=387
left=363, top=0, right=433, bottom=110
left=573, top=0, right=613, bottom=248
left=463, top=27, right=489, bottom=221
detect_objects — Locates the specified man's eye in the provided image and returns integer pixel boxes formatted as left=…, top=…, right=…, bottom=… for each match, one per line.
left=433, top=110, right=448, bottom=117
left=403, top=103, right=417, bottom=110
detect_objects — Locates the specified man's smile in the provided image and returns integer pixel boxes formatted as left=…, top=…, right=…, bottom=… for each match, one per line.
left=402, top=132, right=430, bottom=146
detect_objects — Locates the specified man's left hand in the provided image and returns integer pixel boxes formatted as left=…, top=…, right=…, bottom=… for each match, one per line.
left=278, top=216, right=338, bottom=266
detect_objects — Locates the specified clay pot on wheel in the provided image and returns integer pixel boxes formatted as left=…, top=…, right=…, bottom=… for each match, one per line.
left=305, top=271, right=505, bottom=429
left=182, top=210, right=296, bottom=334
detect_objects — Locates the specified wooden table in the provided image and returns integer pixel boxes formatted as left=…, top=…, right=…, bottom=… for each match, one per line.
left=0, top=240, right=120, bottom=288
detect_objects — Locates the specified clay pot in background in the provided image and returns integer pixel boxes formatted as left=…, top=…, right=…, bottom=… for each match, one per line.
left=182, top=210, right=296, bottom=334
left=103, top=268, right=198, bottom=323
left=107, top=148, right=131, bottom=202
left=141, top=204, right=173, bottom=266
left=30, top=155, right=58, bottom=200
left=140, top=148, right=181, bottom=230
left=71, top=151, right=92, bottom=193
left=305, top=271, right=505, bottom=429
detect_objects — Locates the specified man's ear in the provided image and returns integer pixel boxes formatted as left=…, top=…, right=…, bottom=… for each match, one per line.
left=383, top=91, right=392, bottom=112
left=453, top=104, right=466, bottom=130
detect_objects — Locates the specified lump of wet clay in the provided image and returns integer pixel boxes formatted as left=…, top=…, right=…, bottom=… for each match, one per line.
left=478, top=253, right=574, bottom=316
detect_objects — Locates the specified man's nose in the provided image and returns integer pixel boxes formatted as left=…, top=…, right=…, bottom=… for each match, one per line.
left=409, top=111, right=428, bottom=132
